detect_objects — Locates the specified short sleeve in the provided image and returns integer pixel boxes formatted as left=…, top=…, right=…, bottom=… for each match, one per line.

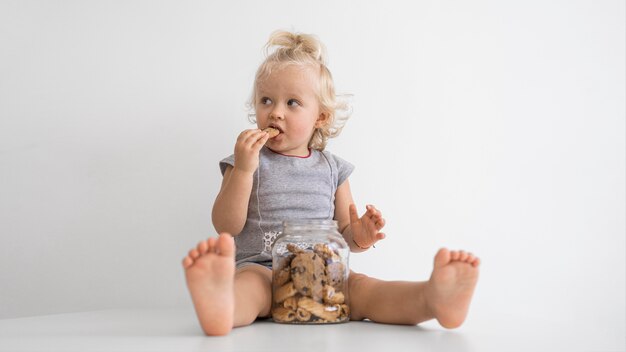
left=219, top=154, right=235, bottom=175
left=327, top=152, right=354, bottom=186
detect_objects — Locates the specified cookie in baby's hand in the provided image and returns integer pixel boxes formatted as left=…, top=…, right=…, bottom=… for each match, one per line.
left=263, top=127, right=280, bottom=138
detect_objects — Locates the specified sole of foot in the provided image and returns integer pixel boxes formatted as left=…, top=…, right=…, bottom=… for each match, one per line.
left=426, top=248, right=480, bottom=329
left=183, top=233, right=236, bottom=336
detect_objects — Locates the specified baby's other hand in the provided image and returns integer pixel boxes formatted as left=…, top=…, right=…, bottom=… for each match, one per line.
left=349, top=204, right=386, bottom=250
left=233, top=129, right=270, bottom=174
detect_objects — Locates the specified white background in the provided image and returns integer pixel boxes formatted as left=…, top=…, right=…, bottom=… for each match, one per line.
left=1, top=0, right=624, bottom=346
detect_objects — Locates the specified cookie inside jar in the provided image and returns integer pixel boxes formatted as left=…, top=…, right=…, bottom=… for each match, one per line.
left=271, top=221, right=350, bottom=324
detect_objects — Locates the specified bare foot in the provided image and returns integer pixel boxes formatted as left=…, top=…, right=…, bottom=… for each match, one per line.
left=425, top=248, right=480, bottom=329
left=182, top=233, right=236, bottom=336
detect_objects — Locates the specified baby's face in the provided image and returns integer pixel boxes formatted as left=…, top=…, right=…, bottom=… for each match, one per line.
left=255, top=65, right=323, bottom=157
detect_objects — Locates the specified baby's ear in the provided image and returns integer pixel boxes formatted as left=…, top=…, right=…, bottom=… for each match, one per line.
left=315, top=111, right=331, bottom=128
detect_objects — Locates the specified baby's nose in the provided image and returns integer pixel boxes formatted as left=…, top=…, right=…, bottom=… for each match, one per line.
left=270, top=109, right=285, bottom=120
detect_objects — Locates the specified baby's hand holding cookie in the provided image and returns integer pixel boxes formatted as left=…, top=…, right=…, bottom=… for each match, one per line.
left=233, top=129, right=270, bottom=173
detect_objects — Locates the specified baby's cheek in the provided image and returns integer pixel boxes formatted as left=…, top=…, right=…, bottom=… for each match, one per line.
left=293, top=125, right=315, bottom=139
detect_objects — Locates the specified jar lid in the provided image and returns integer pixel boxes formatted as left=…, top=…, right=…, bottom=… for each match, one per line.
left=282, top=220, right=339, bottom=232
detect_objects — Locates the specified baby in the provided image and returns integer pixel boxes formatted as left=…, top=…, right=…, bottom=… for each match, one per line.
left=182, top=30, right=480, bottom=336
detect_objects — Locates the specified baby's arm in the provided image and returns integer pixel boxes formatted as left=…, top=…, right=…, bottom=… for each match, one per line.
left=212, top=129, right=270, bottom=235
left=334, top=179, right=386, bottom=252
left=212, top=166, right=253, bottom=235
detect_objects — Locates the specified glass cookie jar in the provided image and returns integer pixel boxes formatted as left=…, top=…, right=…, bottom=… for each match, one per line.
left=271, top=220, right=350, bottom=324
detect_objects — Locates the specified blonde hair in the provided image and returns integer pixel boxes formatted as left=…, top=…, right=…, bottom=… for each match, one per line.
left=247, top=30, right=351, bottom=150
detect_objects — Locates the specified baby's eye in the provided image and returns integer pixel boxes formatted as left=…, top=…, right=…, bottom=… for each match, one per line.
left=260, top=97, right=272, bottom=105
left=287, top=99, right=300, bottom=107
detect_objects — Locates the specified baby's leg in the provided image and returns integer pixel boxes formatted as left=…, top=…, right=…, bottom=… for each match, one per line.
left=349, top=248, right=480, bottom=328
left=232, top=264, right=273, bottom=327
left=348, top=273, right=432, bottom=325
left=182, top=234, right=272, bottom=335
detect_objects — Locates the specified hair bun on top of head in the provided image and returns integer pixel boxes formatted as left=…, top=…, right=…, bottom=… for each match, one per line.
left=265, top=30, right=327, bottom=65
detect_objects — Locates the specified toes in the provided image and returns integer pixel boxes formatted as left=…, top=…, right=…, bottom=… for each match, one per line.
left=434, top=248, right=450, bottom=268
left=182, top=256, right=193, bottom=269
left=207, top=237, right=218, bottom=253
left=458, top=250, right=468, bottom=262
left=197, top=240, right=209, bottom=255
left=183, top=234, right=235, bottom=269
left=450, top=250, right=460, bottom=261
left=436, top=248, right=480, bottom=267
left=216, top=233, right=235, bottom=257
left=451, top=250, right=480, bottom=266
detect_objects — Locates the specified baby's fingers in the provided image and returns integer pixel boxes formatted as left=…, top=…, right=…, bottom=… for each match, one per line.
left=237, top=129, right=258, bottom=142
left=375, top=217, right=386, bottom=230
left=349, top=204, right=360, bottom=225
left=365, top=204, right=382, bottom=218
left=245, top=130, right=266, bottom=144
left=365, top=205, right=384, bottom=228
left=253, top=132, right=270, bottom=148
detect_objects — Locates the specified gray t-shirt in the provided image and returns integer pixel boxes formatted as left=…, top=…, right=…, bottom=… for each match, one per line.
left=219, top=146, right=354, bottom=266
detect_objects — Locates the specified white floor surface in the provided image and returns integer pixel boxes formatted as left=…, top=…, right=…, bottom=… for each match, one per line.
left=0, top=308, right=624, bottom=352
